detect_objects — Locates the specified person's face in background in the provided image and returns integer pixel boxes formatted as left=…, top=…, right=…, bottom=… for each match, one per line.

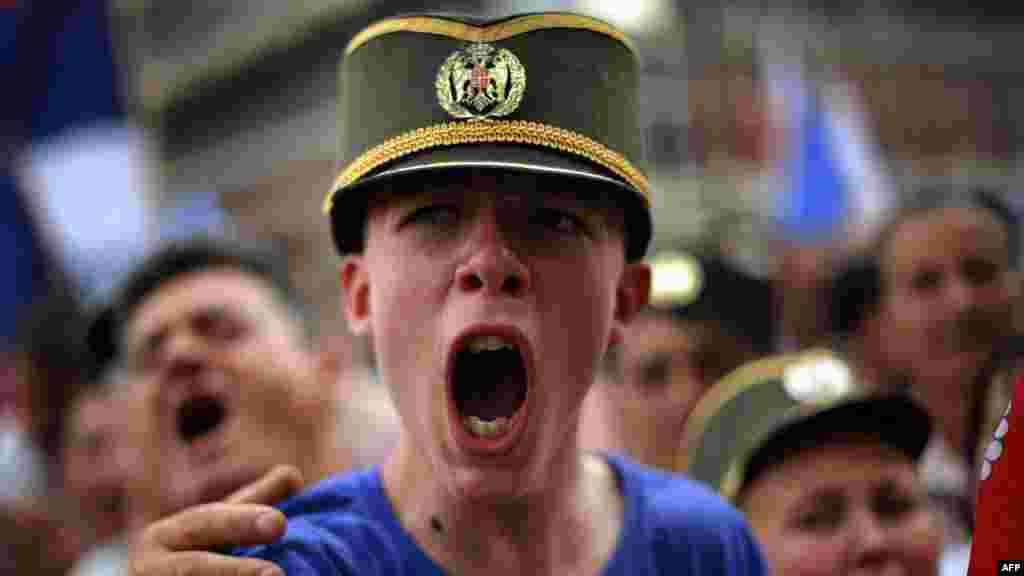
left=61, top=388, right=130, bottom=545
left=614, top=311, right=753, bottom=471
left=741, top=441, right=942, bottom=576
left=121, top=268, right=335, bottom=521
left=880, top=206, right=1014, bottom=386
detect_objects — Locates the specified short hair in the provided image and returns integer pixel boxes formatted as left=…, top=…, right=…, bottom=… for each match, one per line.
left=874, top=187, right=1020, bottom=272
left=110, top=237, right=316, bottom=348
left=828, top=256, right=881, bottom=337
left=83, top=305, right=117, bottom=385
left=972, top=187, right=1020, bottom=268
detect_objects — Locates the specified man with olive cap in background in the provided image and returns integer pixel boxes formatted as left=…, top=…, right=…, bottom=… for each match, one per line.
left=683, top=350, right=944, bottom=574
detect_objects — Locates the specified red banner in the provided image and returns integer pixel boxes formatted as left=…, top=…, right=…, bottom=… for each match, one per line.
left=968, top=372, right=1024, bottom=574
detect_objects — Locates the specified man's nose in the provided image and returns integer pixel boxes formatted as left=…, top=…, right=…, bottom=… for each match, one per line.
left=455, top=245, right=531, bottom=298
left=948, top=274, right=982, bottom=311
left=849, top=508, right=899, bottom=574
left=454, top=209, right=531, bottom=298
left=162, top=329, right=207, bottom=381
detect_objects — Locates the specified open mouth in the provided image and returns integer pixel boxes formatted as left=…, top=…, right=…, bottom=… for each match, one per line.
left=449, top=331, right=530, bottom=452
left=176, top=393, right=228, bottom=445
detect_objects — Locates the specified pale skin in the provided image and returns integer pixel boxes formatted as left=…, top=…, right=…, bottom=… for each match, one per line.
left=343, top=172, right=650, bottom=574
left=128, top=466, right=301, bottom=576
left=740, top=441, right=942, bottom=576
left=128, top=171, right=651, bottom=575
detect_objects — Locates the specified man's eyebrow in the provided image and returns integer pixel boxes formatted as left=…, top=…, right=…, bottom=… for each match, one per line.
left=128, top=324, right=168, bottom=358
left=800, top=486, right=846, bottom=508
left=127, top=303, right=240, bottom=352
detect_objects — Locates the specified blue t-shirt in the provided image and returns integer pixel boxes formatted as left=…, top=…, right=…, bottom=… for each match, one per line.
left=235, top=454, right=767, bottom=574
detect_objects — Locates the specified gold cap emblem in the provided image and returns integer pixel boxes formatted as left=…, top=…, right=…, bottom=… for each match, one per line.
left=436, top=43, right=526, bottom=120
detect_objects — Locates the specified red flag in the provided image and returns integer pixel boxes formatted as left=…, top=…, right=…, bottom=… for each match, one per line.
left=968, top=372, right=1024, bottom=574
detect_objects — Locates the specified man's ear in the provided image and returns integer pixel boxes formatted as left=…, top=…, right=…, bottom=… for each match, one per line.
left=609, top=262, right=651, bottom=346
left=339, top=256, right=371, bottom=335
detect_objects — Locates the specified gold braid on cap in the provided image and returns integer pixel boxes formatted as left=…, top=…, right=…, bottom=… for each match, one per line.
left=344, top=13, right=636, bottom=56
left=322, top=120, right=651, bottom=214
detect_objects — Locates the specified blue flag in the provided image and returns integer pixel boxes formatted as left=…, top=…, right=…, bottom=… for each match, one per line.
left=776, top=88, right=848, bottom=245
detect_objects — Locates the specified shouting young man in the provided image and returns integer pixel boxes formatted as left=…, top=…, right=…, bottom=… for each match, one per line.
left=130, top=12, right=767, bottom=576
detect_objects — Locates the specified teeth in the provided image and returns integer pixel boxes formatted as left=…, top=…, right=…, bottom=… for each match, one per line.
left=463, top=416, right=510, bottom=438
left=467, top=335, right=515, bottom=353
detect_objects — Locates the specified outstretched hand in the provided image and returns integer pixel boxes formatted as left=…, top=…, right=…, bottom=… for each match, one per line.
left=128, top=465, right=303, bottom=576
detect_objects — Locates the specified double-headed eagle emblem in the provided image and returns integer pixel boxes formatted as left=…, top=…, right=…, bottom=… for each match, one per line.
left=436, top=43, right=526, bottom=120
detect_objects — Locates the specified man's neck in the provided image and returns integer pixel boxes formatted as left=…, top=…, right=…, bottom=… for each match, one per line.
left=380, top=433, right=623, bottom=575
left=912, top=355, right=987, bottom=462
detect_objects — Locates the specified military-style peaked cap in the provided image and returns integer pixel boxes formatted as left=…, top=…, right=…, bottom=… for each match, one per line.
left=324, top=12, right=652, bottom=260
left=681, top=350, right=931, bottom=502
left=648, top=250, right=775, bottom=354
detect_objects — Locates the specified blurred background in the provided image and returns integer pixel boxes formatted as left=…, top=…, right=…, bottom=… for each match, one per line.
left=127, top=0, right=1024, bottom=344
left=3, top=0, right=1023, bottom=572
left=10, top=0, right=1024, bottom=348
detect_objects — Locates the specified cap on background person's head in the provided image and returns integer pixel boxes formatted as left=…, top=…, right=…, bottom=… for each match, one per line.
left=680, top=349, right=931, bottom=502
left=323, top=12, right=652, bottom=260
left=648, top=250, right=775, bottom=356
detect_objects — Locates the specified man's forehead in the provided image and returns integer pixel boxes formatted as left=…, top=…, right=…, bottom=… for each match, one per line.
left=386, top=169, right=618, bottom=207
left=887, top=208, right=1008, bottom=261
left=907, top=205, right=1003, bottom=235
left=125, top=268, right=274, bottom=338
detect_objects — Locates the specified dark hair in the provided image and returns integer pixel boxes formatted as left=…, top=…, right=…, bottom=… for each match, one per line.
left=18, top=264, right=90, bottom=460
left=667, top=254, right=775, bottom=357
left=601, top=252, right=775, bottom=381
left=82, top=305, right=117, bottom=385
left=874, top=187, right=1020, bottom=271
left=828, top=256, right=882, bottom=337
left=110, top=237, right=316, bottom=347
left=972, top=188, right=1020, bottom=268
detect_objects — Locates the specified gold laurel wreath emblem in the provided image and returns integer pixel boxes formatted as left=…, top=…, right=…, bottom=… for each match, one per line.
left=436, top=43, right=526, bottom=120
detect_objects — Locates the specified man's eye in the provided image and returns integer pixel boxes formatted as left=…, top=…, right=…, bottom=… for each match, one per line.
left=639, top=354, right=671, bottom=389
left=195, top=312, right=244, bottom=344
left=873, top=482, right=922, bottom=523
left=535, top=208, right=585, bottom=236
left=402, top=205, right=459, bottom=228
left=910, top=269, right=941, bottom=295
left=962, top=258, right=998, bottom=287
left=794, top=505, right=843, bottom=532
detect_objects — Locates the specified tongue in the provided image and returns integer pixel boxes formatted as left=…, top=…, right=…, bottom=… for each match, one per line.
left=455, top=349, right=527, bottom=421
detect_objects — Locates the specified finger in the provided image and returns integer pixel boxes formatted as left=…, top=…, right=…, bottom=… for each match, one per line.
left=131, top=550, right=284, bottom=576
left=143, top=503, right=286, bottom=552
left=225, top=466, right=304, bottom=506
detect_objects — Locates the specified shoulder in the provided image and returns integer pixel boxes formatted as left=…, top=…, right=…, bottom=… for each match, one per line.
left=233, top=469, right=408, bottom=575
left=613, top=453, right=746, bottom=526
left=609, top=455, right=769, bottom=575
